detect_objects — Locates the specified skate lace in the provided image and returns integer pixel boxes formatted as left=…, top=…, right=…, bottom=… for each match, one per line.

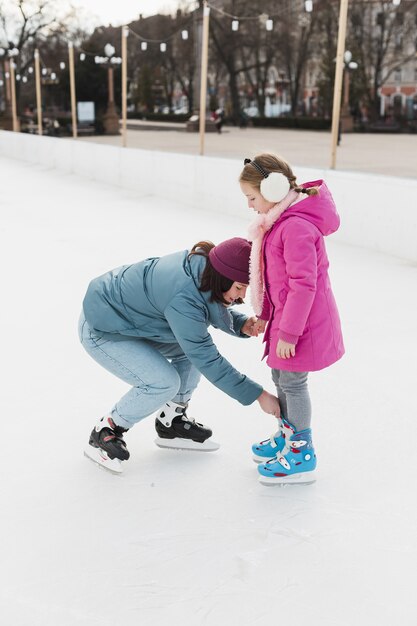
left=266, top=417, right=283, bottom=448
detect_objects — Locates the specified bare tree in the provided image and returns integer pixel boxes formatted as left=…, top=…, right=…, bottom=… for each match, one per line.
left=239, top=13, right=281, bottom=117
left=275, top=0, right=317, bottom=115
left=348, top=0, right=417, bottom=119
left=0, top=0, right=92, bottom=111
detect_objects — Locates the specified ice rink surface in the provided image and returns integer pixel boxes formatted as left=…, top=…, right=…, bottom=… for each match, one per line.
left=1, top=156, right=416, bottom=625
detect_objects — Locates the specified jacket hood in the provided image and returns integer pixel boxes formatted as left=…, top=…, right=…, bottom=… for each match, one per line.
left=280, top=180, right=340, bottom=236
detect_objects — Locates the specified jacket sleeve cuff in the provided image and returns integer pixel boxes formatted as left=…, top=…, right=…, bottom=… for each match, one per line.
left=278, top=330, right=299, bottom=345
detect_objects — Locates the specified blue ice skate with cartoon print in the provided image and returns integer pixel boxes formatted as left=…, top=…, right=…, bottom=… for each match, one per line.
left=258, top=419, right=317, bottom=485
left=252, top=420, right=286, bottom=462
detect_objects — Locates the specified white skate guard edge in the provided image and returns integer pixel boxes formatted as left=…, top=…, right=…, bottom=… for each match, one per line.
left=84, top=445, right=124, bottom=474
left=154, top=437, right=220, bottom=452
left=258, top=471, right=316, bottom=486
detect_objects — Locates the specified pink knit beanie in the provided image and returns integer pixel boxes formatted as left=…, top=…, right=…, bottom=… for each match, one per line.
left=209, top=237, right=251, bottom=284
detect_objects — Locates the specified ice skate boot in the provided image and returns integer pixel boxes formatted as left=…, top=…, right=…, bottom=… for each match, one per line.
left=154, top=402, right=220, bottom=452
left=258, top=418, right=317, bottom=485
left=252, top=417, right=286, bottom=462
left=84, top=416, right=130, bottom=474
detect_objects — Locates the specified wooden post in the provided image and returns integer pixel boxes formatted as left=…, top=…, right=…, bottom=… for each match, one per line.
left=68, top=42, right=77, bottom=139
left=199, top=2, right=210, bottom=156
left=121, top=26, right=128, bottom=148
left=34, top=49, right=43, bottom=136
left=9, top=58, right=18, bottom=131
left=4, top=60, right=11, bottom=101
left=330, top=0, right=349, bottom=169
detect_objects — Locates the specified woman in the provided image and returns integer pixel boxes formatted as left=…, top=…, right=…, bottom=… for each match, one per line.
left=79, top=237, right=280, bottom=473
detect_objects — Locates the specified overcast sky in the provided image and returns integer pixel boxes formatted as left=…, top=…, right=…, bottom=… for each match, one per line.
left=75, top=0, right=198, bottom=27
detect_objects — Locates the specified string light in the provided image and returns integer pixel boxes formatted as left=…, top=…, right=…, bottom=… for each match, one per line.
left=392, top=0, right=401, bottom=5
left=59, top=62, right=65, bottom=70
left=128, top=16, right=192, bottom=47
left=80, top=53, right=86, bottom=61
left=160, top=43, right=167, bottom=52
left=266, top=18, right=273, bottom=31
left=232, top=20, right=239, bottom=31
left=207, top=2, right=304, bottom=24
left=305, top=1, right=313, bottom=12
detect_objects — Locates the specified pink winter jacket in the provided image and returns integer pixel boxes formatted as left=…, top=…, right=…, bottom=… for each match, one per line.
left=260, top=180, right=345, bottom=372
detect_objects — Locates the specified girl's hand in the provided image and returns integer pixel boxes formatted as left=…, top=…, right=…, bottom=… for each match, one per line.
left=241, top=316, right=259, bottom=337
left=254, top=318, right=267, bottom=334
left=276, top=339, right=296, bottom=359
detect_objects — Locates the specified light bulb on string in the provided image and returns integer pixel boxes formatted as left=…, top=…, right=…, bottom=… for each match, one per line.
left=141, top=42, right=147, bottom=51
left=59, top=62, right=65, bottom=70
left=181, top=30, right=188, bottom=40
left=392, top=0, right=401, bottom=5
left=80, top=53, right=86, bottom=61
left=160, top=43, right=167, bottom=52
left=266, top=19, right=273, bottom=31
left=232, top=20, right=239, bottom=31
left=28, top=66, right=33, bottom=73
left=22, top=76, right=27, bottom=83
left=42, top=68, right=47, bottom=75
left=305, top=0, right=313, bottom=12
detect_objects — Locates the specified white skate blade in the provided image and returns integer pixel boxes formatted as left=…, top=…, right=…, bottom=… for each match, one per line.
left=84, top=445, right=123, bottom=474
left=259, top=471, right=316, bottom=486
left=154, top=437, right=220, bottom=452
left=253, top=454, right=270, bottom=463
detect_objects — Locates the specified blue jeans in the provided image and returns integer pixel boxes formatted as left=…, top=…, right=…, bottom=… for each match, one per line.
left=78, top=313, right=201, bottom=429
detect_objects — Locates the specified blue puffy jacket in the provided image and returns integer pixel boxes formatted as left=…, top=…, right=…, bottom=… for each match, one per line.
left=82, top=250, right=262, bottom=405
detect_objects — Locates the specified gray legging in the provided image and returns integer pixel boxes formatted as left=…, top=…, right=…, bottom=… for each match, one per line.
left=271, top=369, right=311, bottom=432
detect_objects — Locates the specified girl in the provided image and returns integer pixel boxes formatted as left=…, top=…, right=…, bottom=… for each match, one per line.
left=79, top=237, right=280, bottom=473
left=240, top=154, right=344, bottom=485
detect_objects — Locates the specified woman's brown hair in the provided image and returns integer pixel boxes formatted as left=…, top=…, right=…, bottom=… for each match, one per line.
left=239, top=153, right=319, bottom=197
left=188, top=241, right=239, bottom=305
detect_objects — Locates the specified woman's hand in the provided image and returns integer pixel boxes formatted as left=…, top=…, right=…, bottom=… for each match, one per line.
left=241, top=316, right=260, bottom=337
left=276, top=339, right=296, bottom=359
left=242, top=317, right=267, bottom=337
left=254, top=318, right=267, bottom=334
left=257, top=390, right=280, bottom=417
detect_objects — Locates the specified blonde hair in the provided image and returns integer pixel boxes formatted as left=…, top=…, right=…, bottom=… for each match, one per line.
left=239, top=153, right=319, bottom=197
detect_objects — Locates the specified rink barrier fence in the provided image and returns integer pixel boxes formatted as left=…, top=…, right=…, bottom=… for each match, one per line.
left=1, top=130, right=415, bottom=262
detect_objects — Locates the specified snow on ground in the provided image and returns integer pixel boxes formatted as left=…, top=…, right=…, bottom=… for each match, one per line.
left=1, top=156, right=416, bottom=625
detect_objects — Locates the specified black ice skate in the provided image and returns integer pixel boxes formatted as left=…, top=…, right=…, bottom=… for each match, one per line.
left=154, top=402, right=220, bottom=452
left=84, top=416, right=130, bottom=474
